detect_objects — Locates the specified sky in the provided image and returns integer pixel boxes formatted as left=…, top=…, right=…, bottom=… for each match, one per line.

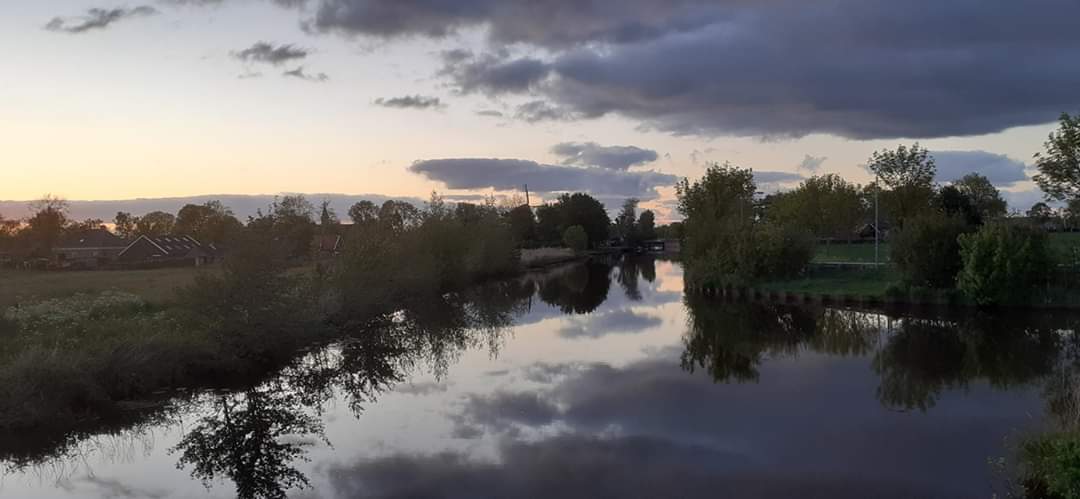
left=3, top=0, right=1079, bottom=221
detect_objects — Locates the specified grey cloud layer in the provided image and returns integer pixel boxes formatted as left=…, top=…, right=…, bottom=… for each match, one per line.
left=45, top=6, right=158, bottom=33
left=551, top=142, right=658, bottom=171
left=408, top=158, right=677, bottom=200
left=932, top=150, right=1029, bottom=187
left=233, top=42, right=309, bottom=65
left=283, top=66, right=329, bottom=82
left=292, top=0, right=1080, bottom=139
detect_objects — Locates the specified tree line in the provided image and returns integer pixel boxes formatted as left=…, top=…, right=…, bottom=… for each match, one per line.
left=679, top=112, right=1080, bottom=306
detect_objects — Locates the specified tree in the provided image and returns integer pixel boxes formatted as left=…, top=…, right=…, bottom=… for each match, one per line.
left=615, top=198, right=639, bottom=243
left=69, top=218, right=106, bottom=231
left=347, top=201, right=379, bottom=226
left=174, top=201, right=242, bottom=244
left=1028, top=202, right=1054, bottom=226
left=562, top=225, right=588, bottom=252
left=957, top=223, right=1052, bottom=306
left=866, top=144, right=937, bottom=227
left=23, top=195, right=69, bottom=255
left=318, top=200, right=340, bottom=234
left=377, top=200, right=421, bottom=234
left=1066, top=198, right=1080, bottom=231
left=135, top=211, right=176, bottom=237
left=936, top=185, right=981, bottom=226
left=1033, top=112, right=1080, bottom=203
left=557, top=193, right=610, bottom=249
left=114, top=212, right=137, bottom=239
left=249, top=195, right=317, bottom=259
left=637, top=210, right=657, bottom=240
left=535, top=204, right=563, bottom=246
left=952, top=173, right=1007, bottom=222
left=891, top=214, right=971, bottom=288
left=505, top=204, right=536, bottom=246
left=768, top=173, right=865, bottom=240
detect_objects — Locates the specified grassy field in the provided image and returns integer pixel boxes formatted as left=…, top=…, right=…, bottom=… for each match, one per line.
left=812, top=232, right=1080, bottom=263
left=0, top=267, right=206, bottom=308
left=813, top=243, right=890, bottom=263
left=758, top=267, right=899, bottom=297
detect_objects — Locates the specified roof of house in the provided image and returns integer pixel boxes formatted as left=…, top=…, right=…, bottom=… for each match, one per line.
left=54, top=228, right=128, bottom=250
left=314, top=234, right=342, bottom=252
left=119, top=234, right=217, bottom=259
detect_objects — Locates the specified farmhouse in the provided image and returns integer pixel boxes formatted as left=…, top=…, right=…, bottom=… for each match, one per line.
left=52, top=228, right=129, bottom=269
left=117, top=235, right=218, bottom=267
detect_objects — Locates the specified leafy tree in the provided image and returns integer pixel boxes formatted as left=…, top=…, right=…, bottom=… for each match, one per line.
left=677, top=163, right=756, bottom=280
left=562, top=225, right=588, bottom=252
left=558, top=193, right=610, bottom=248
left=347, top=201, right=379, bottom=226
left=655, top=222, right=684, bottom=241
left=249, top=195, right=316, bottom=260
left=953, top=173, right=1007, bottom=222
left=1066, top=198, right=1080, bottom=230
left=174, top=201, right=242, bottom=244
left=768, top=173, right=865, bottom=240
left=957, top=223, right=1052, bottom=306
left=615, top=198, right=639, bottom=243
left=867, top=144, right=937, bottom=227
left=1028, top=202, right=1055, bottom=226
left=1034, top=112, right=1080, bottom=203
left=114, top=211, right=137, bottom=239
left=135, top=211, right=176, bottom=237
left=637, top=210, right=657, bottom=240
left=378, top=200, right=422, bottom=234
left=505, top=204, right=536, bottom=246
left=936, top=185, right=981, bottom=226
left=891, top=213, right=971, bottom=288
left=23, top=195, right=69, bottom=255
left=535, top=204, right=563, bottom=246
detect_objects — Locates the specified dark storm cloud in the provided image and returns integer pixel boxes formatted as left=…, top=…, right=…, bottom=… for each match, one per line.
left=374, top=95, right=445, bottom=110
left=306, top=0, right=717, bottom=48
left=302, top=0, right=1080, bottom=139
left=232, top=42, right=309, bottom=66
left=44, top=6, right=158, bottom=33
left=283, top=66, right=329, bottom=82
left=439, top=53, right=551, bottom=96
left=551, top=142, right=659, bottom=171
left=932, top=150, right=1029, bottom=187
left=408, top=158, right=677, bottom=200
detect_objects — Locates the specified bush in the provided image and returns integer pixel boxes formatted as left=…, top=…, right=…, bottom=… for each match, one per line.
left=1021, top=433, right=1080, bottom=499
left=752, top=223, right=814, bottom=280
left=563, top=225, right=588, bottom=252
left=957, top=222, right=1052, bottom=306
left=891, top=214, right=971, bottom=288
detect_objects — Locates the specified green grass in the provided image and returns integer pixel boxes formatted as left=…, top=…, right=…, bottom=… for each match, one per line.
left=758, top=267, right=899, bottom=297
left=0, top=267, right=208, bottom=308
left=812, top=232, right=1080, bottom=264
left=813, top=243, right=890, bottom=263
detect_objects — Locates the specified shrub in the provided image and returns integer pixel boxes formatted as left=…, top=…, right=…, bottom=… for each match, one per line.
left=752, top=223, right=814, bottom=280
left=891, top=214, right=971, bottom=288
left=563, top=225, right=588, bottom=252
left=957, top=222, right=1052, bottom=306
left=1021, top=433, right=1080, bottom=499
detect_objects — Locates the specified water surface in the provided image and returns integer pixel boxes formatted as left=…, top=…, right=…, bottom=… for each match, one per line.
left=2, top=258, right=1073, bottom=498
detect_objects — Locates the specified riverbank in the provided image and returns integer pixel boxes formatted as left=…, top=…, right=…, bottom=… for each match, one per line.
left=688, top=264, right=1080, bottom=309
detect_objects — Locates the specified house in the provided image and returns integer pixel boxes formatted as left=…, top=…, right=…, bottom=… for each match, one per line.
left=313, top=234, right=342, bottom=258
left=117, top=235, right=218, bottom=267
left=642, top=239, right=681, bottom=254
left=52, top=228, right=129, bottom=269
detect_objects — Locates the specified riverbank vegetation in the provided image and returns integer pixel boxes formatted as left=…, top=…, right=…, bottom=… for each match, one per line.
left=0, top=192, right=615, bottom=432
left=679, top=113, right=1080, bottom=307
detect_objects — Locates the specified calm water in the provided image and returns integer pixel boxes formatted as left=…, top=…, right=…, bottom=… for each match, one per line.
left=2, top=258, right=1076, bottom=498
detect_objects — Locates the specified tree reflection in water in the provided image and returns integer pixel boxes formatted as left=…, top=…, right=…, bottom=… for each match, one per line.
left=538, top=261, right=612, bottom=314
left=681, top=295, right=1079, bottom=412
left=172, top=278, right=536, bottom=499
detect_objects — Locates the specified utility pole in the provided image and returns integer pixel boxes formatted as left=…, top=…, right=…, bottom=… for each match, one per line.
left=874, top=173, right=880, bottom=266
left=524, top=184, right=530, bottom=207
